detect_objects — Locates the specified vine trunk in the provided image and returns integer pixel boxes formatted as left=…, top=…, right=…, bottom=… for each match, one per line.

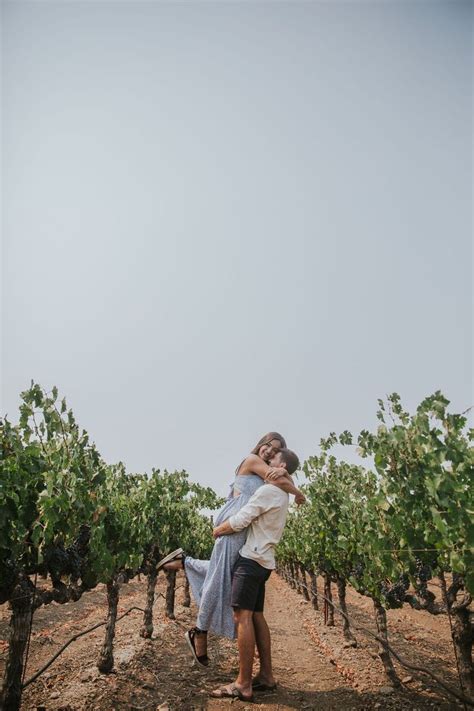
left=140, top=568, right=158, bottom=639
left=372, top=598, right=399, bottom=687
left=97, top=579, right=120, bottom=673
left=165, top=569, right=176, bottom=619
left=0, top=575, right=33, bottom=711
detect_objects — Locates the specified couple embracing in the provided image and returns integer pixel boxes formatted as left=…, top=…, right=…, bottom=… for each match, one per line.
left=159, top=432, right=305, bottom=703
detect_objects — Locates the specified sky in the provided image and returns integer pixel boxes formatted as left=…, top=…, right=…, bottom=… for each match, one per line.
left=2, top=0, right=472, bottom=498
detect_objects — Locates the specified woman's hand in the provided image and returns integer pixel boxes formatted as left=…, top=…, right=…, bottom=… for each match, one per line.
left=264, top=467, right=288, bottom=481
left=295, top=492, right=307, bottom=506
left=213, top=520, right=234, bottom=538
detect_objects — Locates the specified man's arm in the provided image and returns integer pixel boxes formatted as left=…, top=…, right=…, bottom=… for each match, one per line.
left=212, top=486, right=278, bottom=538
left=266, top=474, right=306, bottom=503
left=213, top=519, right=234, bottom=538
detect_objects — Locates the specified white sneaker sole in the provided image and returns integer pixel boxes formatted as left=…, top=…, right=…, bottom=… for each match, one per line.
left=156, top=548, right=184, bottom=570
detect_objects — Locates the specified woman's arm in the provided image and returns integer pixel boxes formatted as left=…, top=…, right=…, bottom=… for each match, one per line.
left=236, top=454, right=284, bottom=479
left=238, top=455, right=306, bottom=504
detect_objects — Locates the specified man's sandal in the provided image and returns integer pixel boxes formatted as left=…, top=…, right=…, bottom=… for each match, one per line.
left=184, top=627, right=209, bottom=667
left=156, top=548, right=185, bottom=570
left=210, top=683, right=254, bottom=702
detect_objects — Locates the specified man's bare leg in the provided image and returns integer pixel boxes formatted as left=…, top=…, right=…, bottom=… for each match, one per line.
left=233, top=609, right=255, bottom=698
left=253, top=612, right=276, bottom=686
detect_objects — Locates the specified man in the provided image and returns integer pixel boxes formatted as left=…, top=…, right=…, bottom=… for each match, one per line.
left=210, top=447, right=300, bottom=703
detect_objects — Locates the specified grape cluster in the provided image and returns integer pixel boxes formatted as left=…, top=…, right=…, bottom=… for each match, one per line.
left=44, top=526, right=91, bottom=585
left=68, top=525, right=91, bottom=580
left=44, top=545, right=73, bottom=584
left=380, top=574, right=409, bottom=608
left=414, top=558, right=433, bottom=598
left=72, top=525, right=90, bottom=558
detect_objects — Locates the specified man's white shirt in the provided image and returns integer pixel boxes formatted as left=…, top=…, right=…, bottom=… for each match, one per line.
left=228, top=485, right=289, bottom=570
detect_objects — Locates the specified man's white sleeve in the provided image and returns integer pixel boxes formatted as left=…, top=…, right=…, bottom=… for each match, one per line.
left=228, top=487, right=277, bottom=532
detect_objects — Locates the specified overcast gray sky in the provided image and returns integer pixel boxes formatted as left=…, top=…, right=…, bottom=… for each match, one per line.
left=2, top=0, right=472, bottom=497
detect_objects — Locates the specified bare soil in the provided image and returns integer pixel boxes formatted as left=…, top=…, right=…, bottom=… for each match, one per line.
left=0, top=572, right=466, bottom=710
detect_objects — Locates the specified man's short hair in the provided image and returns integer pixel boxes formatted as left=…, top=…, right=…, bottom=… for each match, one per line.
left=279, top=448, right=300, bottom=475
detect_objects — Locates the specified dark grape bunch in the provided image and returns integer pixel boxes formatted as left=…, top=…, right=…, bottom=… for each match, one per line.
left=44, top=526, right=91, bottom=585
left=69, top=524, right=91, bottom=580
left=349, top=561, right=370, bottom=594
left=415, top=558, right=432, bottom=589
left=380, top=574, right=409, bottom=608
left=72, top=525, right=90, bottom=558
left=414, top=557, right=434, bottom=600
left=43, top=544, right=75, bottom=585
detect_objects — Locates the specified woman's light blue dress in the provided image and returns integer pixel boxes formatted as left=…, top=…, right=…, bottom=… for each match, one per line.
left=184, top=473, right=263, bottom=639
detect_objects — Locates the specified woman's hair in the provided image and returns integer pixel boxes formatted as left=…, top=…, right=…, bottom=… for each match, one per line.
left=278, top=448, right=300, bottom=475
left=251, top=432, right=287, bottom=455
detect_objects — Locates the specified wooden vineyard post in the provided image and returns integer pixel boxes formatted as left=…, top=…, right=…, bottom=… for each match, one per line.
left=98, top=579, right=120, bottom=673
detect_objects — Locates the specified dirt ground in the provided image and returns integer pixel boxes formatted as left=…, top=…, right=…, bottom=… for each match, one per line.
left=0, top=571, right=466, bottom=710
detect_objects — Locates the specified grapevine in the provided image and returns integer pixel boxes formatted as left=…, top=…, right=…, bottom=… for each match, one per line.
left=0, top=383, right=221, bottom=711
left=277, top=391, right=473, bottom=700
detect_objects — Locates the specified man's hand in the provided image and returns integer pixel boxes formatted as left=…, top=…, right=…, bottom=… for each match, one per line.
left=295, top=492, right=306, bottom=506
left=212, top=520, right=234, bottom=538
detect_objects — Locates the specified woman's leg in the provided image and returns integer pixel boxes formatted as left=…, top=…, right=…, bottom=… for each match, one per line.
left=162, top=559, right=183, bottom=571
left=163, top=557, right=211, bottom=656
left=193, top=627, right=208, bottom=656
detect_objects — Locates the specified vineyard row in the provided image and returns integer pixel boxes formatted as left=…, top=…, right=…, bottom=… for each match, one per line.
left=276, top=391, right=473, bottom=702
left=1, top=382, right=222, bottom=711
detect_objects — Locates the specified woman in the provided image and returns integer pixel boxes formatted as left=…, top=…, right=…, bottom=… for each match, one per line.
left=160, top=432, right=304, bottom=665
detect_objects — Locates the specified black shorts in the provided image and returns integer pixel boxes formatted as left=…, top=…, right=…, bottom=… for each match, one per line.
left=231, top=554, right=272, bottom=613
